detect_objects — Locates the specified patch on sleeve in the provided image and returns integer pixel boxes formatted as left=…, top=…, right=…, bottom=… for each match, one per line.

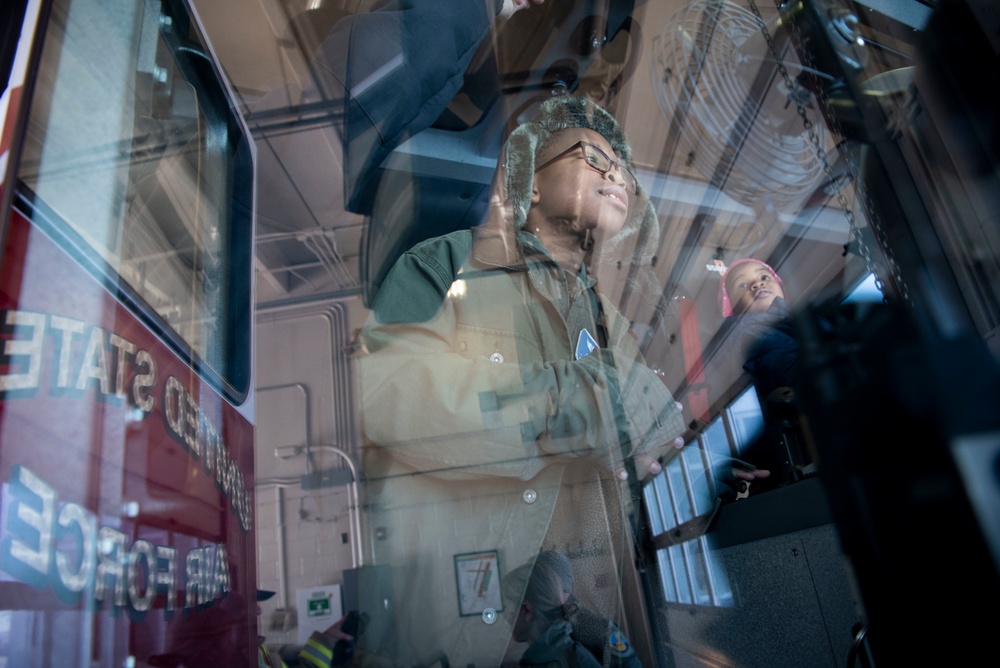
left=608, top=630, right=631, bottom=654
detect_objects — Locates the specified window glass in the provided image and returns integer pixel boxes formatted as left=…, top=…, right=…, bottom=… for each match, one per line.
left=16, top=0, right=251, bottom=395
left=684, top=445, right=714, bottom=518
left=683, top=539, right=713, bottom=606
left=728, top=385, right=765, bottom=455
left=92, top=0, right=997, bottom=665
left=643, top=478, right=665, bottom=536
left=7, top=0, right=1000, bottom=665
left=668, top=543, right=693, bottom=605
left=656, top=547, right=678, bottom=603
left=666, top=449, right=694, bottom=524
left=702, top=414, right=732, bottom=461
left=706, top=538, right=735, bottom=607
left=844, top=273, right=885, bottom=303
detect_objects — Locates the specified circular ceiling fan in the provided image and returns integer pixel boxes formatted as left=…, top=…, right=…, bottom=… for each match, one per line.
left=651, top=0, right=830, bottom=212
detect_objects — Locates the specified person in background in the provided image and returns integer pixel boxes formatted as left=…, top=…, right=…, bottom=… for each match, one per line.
left=719, top=258, right=797, bottom=400
left=257, top=589, right=355, bottom=668
left=503, top=557, right=603, bottom=668
left=716, top=258, right=813, bottom=494
left=257, top=589, right=287, bottom=668
left=534, top=550, right=642, bottom=668
left=294, top=613, right=359, bottom=668
left=719, top=258, right=787, bottom=317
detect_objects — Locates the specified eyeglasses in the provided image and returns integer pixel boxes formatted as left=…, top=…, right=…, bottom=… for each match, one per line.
left=535, top=141, right=639, bottom=193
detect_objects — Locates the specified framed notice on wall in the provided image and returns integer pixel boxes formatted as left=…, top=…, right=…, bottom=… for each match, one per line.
left=453, top=551, right=502, bottom=616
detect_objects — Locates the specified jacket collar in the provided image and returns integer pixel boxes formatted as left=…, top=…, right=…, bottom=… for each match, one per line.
left=470, top=215, right=594, bottom=286
left=470, top=212, right=530, bottom=270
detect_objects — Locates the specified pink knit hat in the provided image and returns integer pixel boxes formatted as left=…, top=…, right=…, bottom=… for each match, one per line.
left=718, top=258, right=784, bottom=317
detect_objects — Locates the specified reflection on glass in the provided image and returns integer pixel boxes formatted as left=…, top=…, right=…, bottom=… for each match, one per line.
left=684, top=446, right=714, bottom=517
left=728, top=385, right=765, bottom=455
left=683, top=539, right=711, bottom=606
left=668, top=544, right=693, bottom=605
left=656, top=548, right=677, bottom=604
left=644, top=480, right=665, bottom=536
left=646, top=443, right=714, bottom=533
left=16, top=0, right=233, bottom=377
left=843, top=273, right=884, bottom=303
left=705, top=537, right=734, bottom=608
left=702, top=415, right=731, bottom=461
left=667, top=451, right=693, bottom=524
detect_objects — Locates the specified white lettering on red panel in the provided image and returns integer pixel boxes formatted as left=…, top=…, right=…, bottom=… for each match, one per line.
left=0, top=464, right=232, bottom=617
left=0, top=308, right=252, bottom=532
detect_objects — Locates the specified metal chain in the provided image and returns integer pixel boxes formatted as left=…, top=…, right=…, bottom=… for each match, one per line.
left=745, top=0, right=909, bottom=306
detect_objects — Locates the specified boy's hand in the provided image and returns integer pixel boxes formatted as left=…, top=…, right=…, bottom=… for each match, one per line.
left=614, top=420, right=684, bottom=481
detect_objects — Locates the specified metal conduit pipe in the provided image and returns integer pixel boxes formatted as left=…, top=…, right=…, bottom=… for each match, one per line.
left=259, top=454, right=362, bottom=571
left=256, top=300, right=362, bottom=567
left=311, top=444, right=362, bottom=569
left=256, top=301, right=355, bottom=478
left=259, top=382, right=314, bottom=473
left=323, top=304, right=364, bottom=566
left=254, top=479, right=297, bottom=609
left=288, top=306, right=349, bottom=472
left=324, top=303, right=355, bottom=457
left=275, top=487, right=288, bottom=609
left=257, top=382, right=313, bottom=610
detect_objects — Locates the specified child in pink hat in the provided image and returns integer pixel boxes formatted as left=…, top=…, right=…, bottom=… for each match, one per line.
left=718, top=258, right=786, bottom=318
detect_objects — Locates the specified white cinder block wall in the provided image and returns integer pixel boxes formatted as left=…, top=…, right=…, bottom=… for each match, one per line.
left=254, top=299, right=366, bottom=647
left=256, top=483, right=356, bottom=646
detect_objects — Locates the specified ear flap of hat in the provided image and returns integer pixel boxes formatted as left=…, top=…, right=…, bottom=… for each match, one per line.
left=501, top=127, right=543, bottom=231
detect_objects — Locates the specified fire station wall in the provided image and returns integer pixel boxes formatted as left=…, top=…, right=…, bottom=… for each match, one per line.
left=253, top=298, right=367, bottom=646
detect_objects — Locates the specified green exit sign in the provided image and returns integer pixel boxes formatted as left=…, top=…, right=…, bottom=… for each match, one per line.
left=307, top=597, right=330, bottom=617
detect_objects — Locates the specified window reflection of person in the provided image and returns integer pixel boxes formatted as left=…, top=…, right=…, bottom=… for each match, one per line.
left=503, top=557, right=602, bottom=668
left=355, top=96, right=685, bottom=667
left=534, top=550, right=642, bottom=668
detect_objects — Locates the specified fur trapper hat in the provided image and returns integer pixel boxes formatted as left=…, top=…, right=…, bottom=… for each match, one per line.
left=503, top=95, right=632, bottom=228
left=499, top=95, right=661, bottom=296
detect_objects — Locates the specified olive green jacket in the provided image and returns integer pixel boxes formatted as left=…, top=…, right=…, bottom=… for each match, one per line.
left=355, top=219, right=684, bottom=667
